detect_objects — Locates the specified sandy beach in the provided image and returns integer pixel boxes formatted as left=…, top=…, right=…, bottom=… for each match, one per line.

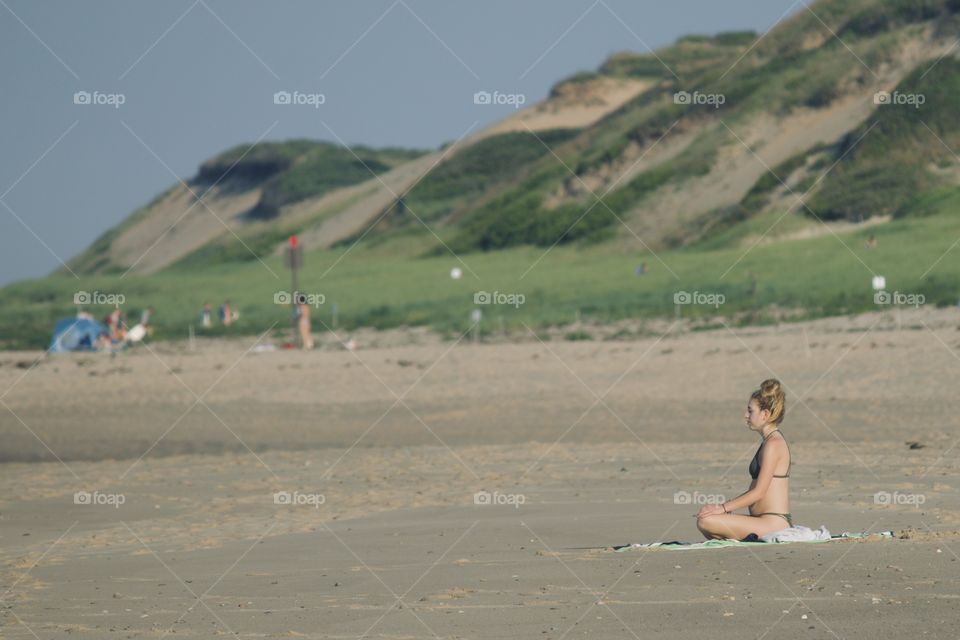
left=2, top=308, right=960, bottom=638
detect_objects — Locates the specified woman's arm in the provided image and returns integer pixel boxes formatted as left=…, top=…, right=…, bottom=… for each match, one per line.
left=721, top=438, right=785, bottom=512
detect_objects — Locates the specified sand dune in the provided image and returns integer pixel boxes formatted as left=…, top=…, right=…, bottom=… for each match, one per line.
left=479, top=76, right=653, bottom=139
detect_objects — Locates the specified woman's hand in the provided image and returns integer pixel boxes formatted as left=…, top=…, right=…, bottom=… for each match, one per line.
left=696, top=503, right=725, bottom=519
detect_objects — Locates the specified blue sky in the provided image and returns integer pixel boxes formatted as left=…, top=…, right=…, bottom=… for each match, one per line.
left=0, top=0, right=802, bottom=286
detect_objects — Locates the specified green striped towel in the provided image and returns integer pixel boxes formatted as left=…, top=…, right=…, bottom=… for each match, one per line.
left=613, top=530, right=894, bottom=552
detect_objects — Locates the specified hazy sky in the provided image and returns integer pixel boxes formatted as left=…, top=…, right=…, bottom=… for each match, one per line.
left=0, top=0, right=802, bottom=286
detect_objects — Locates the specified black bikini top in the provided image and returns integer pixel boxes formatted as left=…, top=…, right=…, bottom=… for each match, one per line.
left=749, top=429, right=790, bottom=480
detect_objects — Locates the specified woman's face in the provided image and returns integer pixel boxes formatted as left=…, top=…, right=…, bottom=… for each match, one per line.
left=745, top=399, right=769, bottom=430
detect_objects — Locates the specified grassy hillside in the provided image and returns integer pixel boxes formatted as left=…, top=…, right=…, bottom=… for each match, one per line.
left=4, top=197, right=959, bottom=350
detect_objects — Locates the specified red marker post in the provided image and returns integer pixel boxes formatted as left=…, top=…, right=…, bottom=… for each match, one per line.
left=285, top=235, right=304, bottom=346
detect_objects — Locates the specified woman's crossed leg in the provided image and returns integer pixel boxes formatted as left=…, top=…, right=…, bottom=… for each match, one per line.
left=697, top=513, right=789, bottom=541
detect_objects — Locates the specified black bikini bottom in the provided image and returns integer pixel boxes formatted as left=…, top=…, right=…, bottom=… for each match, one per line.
left=754, top=512, right=793, bottom=527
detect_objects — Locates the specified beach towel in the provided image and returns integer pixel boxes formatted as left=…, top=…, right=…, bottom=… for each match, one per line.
left=612, top=529, right=894, bottom=552
left=760, top=524, right=831, bottom=543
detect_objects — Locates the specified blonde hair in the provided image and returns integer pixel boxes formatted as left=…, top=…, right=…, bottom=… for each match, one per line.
left=750, top=378, right=786, bottom=425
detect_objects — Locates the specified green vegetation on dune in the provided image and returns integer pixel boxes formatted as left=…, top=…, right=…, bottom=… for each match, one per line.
left=809, top=58, right=960, bottom=221
left=599, top=30, right=759, bottom=80
left=740, top=0, right=958, bottom=54
left=249, top=144, right=427, bottom=220
left=196, top=139, right=322, bottom=183
left=840, top=0, right=960, bottom=37
left=396, top=129, right=580, bottom=224
left=197, top=139, right=425, bottom=191
left=549, top=71, right=601, bottom=94
left=690, top=20, right=913, bottom=114
left=905, top=184, right=960, bottom=217
left=442, top=111, right=720, bottom=253
left=574, top=100, right=689, bottom=176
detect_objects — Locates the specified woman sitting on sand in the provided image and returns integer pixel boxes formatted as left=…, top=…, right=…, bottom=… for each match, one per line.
left=696, top=378, right=792, bottom=540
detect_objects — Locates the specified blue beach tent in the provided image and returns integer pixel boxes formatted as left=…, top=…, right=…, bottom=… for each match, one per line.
left=49, top=316, right=108, bottom=353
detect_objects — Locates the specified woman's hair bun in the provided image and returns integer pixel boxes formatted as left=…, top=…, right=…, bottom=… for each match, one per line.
left=752, top=378, right=786, bottom=425
left=760, top=378, right=781, bottom=396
